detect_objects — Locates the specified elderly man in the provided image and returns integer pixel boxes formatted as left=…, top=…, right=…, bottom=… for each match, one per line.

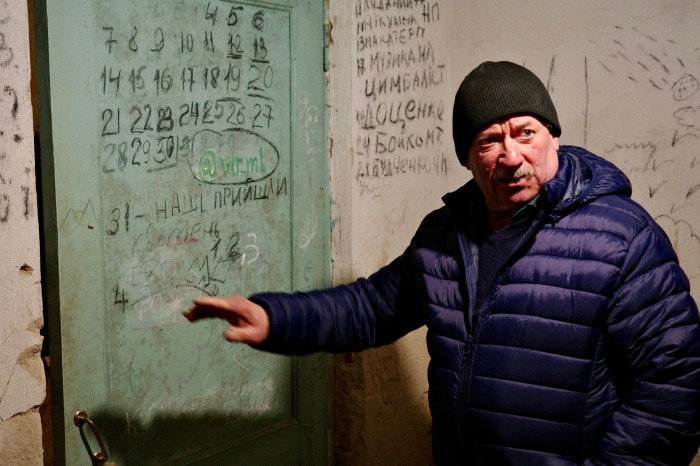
left=185, top=61, right=700, bottom=465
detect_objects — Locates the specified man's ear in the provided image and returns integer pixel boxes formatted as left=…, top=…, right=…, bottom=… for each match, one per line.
left=552, top=136, right=559, bottom=151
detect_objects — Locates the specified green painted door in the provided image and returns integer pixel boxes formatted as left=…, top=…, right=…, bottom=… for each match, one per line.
left=35, top=0, right=328, bottom=464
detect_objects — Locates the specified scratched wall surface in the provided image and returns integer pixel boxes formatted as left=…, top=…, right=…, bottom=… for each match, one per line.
left=457, top=0, right=700, bottom=304
left=0, top=1, right=45, bottom=465
left=329, top=1, right=464, bottom=465
left=329, top=1, right=700, bottom=465
left=345, top=0, right=463, bottom=277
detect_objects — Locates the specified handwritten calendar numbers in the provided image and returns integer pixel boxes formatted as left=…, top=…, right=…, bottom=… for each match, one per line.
left=130, top=104, right=154, bottom=133
left=101, top=66, right=121, bottom=96
left=253, top=37, right=268, bottom=62
left=252, top=103, right=273, bottom=129
left=98, top=2, right=284, bottom=186
left=112, top=283, right=129, bottom=312
left=128, top=66, right=146, bottom=94
left=99, top=99, right=273, bottom=152
left=227, top=5, right=243, bottom=26
left=101, top=135, right=178, bottom=173
left=153, top=68, right=173, bottom=95
left=153, top=136, right=175, bottom=163
left=52, top=1, right=317, bottom=461
left=202, top=66, right=220, bottom=90
left=150, top=27, right=165, bottom=53
left=157, top=106, right=175, bottom=132
left=225, top=63, right=242, bottom=91
left=204, top=2, right=218, bottom=26
left=103, top=26, right=117, bottom=53
left=179, top=102, right=200, bottom=127
left=129, top=26, right=138, bottom=52
left=203, top=30, right=216, bottom=53
left=130, top=137, right=150, bottom=166
left=228, top=33, right=243, bottom=59
left=247, top=64, right=274, bottom=95
left=181, top=67, right=195, bottom=92
left=103, top=63, right=277, bottom=97
left=106, top=203, right=130, bottom=236
left=180, top=32, right=194, bottom=54
left=101, top=108, right=120, bottom=136
left=225, top=98, right=246, bottom=126
left=252, top=10, right=264, bottom=31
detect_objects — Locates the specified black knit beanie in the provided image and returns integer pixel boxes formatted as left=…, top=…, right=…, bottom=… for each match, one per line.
left=452, top=61, right=561, bottom=165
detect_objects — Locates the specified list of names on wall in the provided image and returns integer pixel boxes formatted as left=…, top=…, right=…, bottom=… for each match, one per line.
left=353, top=0, right=448, bottom=186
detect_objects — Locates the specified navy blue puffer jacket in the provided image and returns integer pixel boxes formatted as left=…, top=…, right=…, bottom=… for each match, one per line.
left=252, top=146, right=700, bottom=465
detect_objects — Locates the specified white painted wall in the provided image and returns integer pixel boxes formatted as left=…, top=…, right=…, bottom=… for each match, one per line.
left=452, top=0, right=700, bottom=299
left=0, top=0, right=45, bottom=464
left=329, top=1, right=700, bottom=464
left=328, top=1, right=464, bottom=464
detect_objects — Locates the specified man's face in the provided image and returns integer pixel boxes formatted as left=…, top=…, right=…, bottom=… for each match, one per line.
left=466, top=115, right=559, bottom=216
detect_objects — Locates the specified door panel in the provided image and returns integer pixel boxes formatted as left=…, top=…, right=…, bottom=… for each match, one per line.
left=36, top=0, right=328, bottom=464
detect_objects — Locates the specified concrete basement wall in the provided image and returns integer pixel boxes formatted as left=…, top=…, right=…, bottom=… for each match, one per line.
left=328, top=1, right=700, bottom=465
left=0, top=1, right=45, bottom=465
left=327, top=2, right=465, bottom=464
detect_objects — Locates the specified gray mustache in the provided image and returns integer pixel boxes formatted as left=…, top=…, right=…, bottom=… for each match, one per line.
left=494, top=167, right=535, bottom=182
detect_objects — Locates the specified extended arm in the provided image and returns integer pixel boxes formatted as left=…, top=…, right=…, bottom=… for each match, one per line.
left=249, top=255, right=424, bottom=354
left=184, top=254, right=425, bottom=355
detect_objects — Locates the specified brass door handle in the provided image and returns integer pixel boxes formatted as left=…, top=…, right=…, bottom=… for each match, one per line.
left=74, top=410, right=113, bottom=466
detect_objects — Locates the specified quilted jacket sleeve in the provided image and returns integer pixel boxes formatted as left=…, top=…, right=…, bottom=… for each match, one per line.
left=249, top=253, right=425, bottom=355
left=584, top=223, right=700, bottom=465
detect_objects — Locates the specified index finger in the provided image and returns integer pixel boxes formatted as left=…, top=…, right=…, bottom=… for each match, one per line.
left=183, top=296, right=240, bottom=322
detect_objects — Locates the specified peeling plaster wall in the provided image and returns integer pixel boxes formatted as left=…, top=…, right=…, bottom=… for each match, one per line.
left=0, top=1, right=45, bottom=465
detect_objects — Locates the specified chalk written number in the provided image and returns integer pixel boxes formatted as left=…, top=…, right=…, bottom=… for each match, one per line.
left=101, top=101, right=273, bottom=136
left=178, top=100, right=272, bottom=129
left=102, top=136, right=176, bottom=173
left=101, top=66, right=173, bottom=97
left=101, top=106, right=176, bottom=136
left=101, top=63, right=274, bottom=97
